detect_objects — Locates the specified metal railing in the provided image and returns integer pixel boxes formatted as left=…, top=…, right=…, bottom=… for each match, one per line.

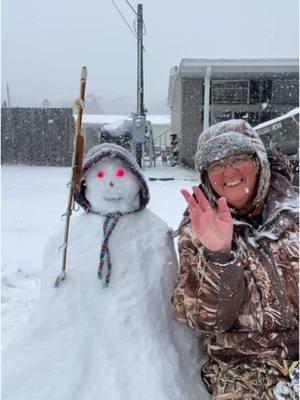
left=153, top=128, right=171, bottom=150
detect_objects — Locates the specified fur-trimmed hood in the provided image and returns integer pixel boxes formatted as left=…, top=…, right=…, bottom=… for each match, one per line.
left=74, top=143, right=150, bottom=212
left=195, top=119, right=271, bottom=215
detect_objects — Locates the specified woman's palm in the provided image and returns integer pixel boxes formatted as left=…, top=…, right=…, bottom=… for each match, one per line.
left=181, top=186, right=233, bottom=252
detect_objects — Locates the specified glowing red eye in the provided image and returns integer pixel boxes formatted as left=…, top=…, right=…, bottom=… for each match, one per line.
left=116, top=168, right=125, bottom=177
left=97, top=171, right=105, bottom=178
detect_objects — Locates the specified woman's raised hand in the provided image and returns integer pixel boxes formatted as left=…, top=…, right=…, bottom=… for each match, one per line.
left=181, top=186, right=233, bottom=253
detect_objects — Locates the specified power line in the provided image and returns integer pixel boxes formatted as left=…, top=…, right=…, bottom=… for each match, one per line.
left=111, top=0, right=137, bottom=39
left=124, top=0, right=137, bottom=16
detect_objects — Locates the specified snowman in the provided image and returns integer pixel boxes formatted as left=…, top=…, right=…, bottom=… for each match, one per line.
left=3, top=143, right=208, bottom=400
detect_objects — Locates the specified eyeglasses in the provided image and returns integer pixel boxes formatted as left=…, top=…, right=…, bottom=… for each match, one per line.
left=207, top=155, right=254, bottom=174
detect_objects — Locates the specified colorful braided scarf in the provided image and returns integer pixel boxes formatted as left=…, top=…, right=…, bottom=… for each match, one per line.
left=95, top=208, right=141, bottom=288
left=98, top=213, right=122, bottom=288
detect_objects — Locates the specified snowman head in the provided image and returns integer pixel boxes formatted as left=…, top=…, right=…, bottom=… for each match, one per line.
left=74, top=143, right=149, bottom=215
left=85, top=157, right=140, bottom=214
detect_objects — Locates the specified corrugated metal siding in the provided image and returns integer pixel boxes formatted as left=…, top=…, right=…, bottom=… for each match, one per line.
left=1, top=107, right=75, bottom=166
left=180, top=78, right=203, bottom=167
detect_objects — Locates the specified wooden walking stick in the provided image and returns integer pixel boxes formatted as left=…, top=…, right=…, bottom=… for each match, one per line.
left=54, top=66, right=87, bottom=287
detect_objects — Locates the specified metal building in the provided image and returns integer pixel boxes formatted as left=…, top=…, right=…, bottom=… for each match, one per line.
left=167, top=58, right=299, bottom=166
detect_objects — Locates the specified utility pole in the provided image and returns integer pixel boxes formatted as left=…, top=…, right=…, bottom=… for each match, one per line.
left=134, top=3, right=145, bottom=167
left=136, top=4, right=144, bottom=117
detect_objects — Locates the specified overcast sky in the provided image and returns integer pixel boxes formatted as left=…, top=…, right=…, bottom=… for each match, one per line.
left=1, top=0, right=299, bottom=112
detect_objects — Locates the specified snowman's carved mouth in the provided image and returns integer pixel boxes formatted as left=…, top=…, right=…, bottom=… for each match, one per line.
left=103, top=196, right=123, bottom=201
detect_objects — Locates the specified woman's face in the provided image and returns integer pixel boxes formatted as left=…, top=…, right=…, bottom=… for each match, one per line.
left=207, top=154, right=257, bottom=211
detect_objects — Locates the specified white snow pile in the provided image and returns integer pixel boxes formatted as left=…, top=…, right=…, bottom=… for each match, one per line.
left=2, top=164, right=208, bottom=400
left=101, top=119, right=132, bottom=137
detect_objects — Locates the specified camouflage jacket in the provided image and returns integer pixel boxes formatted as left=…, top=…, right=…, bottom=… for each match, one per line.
left=171, top=173, right=299, bottom=364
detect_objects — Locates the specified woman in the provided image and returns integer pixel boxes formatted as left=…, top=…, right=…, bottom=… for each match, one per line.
left=171, top=119, right=299, bottom=399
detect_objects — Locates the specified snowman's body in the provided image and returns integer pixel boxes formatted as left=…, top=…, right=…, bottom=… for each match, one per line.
left=3, top=144, right=208, bottom=400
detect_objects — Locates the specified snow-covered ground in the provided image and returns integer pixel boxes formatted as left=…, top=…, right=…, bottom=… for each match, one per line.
left=1, top=163, right=198, bottom=349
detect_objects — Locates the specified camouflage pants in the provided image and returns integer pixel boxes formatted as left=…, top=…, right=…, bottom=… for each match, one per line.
left=201, top=360, right=299, bottom=400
